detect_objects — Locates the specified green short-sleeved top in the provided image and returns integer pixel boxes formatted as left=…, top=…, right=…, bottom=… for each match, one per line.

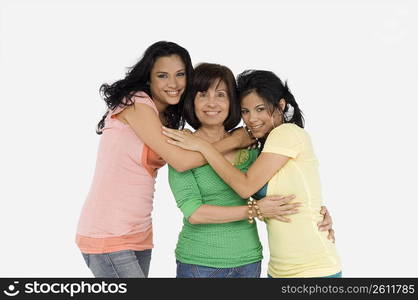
left=168, top=149, right=263, bottom=268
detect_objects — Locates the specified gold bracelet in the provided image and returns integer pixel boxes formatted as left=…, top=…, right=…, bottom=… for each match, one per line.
left=253, top=200, right=264, bottom=221
left=247, top=200, right=254, bottom=224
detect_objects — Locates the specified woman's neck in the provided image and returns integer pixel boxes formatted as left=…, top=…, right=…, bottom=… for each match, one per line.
left=195, top=125, right=228, bottom=143
left=155, top=101, right=168, bottom=114
left=155, top=102, right=169, bottom=125
left=148, top=91, right=167, bottom=114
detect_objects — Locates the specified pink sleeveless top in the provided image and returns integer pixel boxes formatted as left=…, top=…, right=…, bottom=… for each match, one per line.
left=76, top=92, right=166, bottom=254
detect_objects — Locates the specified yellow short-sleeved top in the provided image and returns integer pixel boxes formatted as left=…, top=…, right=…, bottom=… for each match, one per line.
left=262, top=123, right=341, bottom=277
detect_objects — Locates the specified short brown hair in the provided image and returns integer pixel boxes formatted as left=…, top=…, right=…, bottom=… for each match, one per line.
left=183, top=63, right=240, bottom=131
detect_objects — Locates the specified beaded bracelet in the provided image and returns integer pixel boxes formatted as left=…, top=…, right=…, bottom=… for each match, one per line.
left=247, top=200, right=254, bottom=224
left=253, top=201, right=264, bottom=221
left=247, top=199, right=264, bottom=223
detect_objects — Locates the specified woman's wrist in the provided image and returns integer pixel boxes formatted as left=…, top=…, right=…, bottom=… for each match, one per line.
left=253, top=200, right=264, bottom=221
left=231, top=127, right=256, bottom=149
left=199, top=140, right=215, bottom=156
left=232, top=133, right=244, bottom=149
left=247, top=199, right=264, bottom=223
left=247, top=200, right=254, bottom=223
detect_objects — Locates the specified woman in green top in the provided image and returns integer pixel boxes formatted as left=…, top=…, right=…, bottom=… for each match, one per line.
left=168, top=63, right=335, bottom=278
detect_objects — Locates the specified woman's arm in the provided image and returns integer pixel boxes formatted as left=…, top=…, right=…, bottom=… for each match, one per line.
left=199, top=150, right=287, bottom=199
left=189, top=205, right=248, bottom=224
left=163, top=127, right=287, bottom=198
left=123, top=102, right=253, bottom=172
left=168, top=166, right=300, bottom=225
left=189, top=195, right=299, bottom=224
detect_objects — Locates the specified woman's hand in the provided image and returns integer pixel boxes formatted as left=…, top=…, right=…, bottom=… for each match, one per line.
left=256, top=195, right=300, bottom=222
left=318, top=206, right=335, bottom=243
left=230, top=126, right=257, bottom=149
left=162, top=126, right=208, bottom=152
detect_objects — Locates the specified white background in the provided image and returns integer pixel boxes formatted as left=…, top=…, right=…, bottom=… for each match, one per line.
left=1, top=0, right=417, bottom=277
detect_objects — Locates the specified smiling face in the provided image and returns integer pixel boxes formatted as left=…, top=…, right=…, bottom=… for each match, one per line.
left=240, top=91, right=284, bottom=139
left=149, top=54, right=186, bottom=111
left=194, top=79, right=230, bottom=128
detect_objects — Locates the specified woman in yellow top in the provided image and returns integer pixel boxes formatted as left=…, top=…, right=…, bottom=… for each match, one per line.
left=162, top=70, right=341, bottom=278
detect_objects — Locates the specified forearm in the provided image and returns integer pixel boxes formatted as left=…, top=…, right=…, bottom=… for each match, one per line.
left=188, top=204, right=248, bottom=224
left=212, top=135, right=240, bottom=154
left=175, top=134, right=240, bottom=171
left=173, top=151, right=207, bottom=171
left=200, top=144, right=254, bottom=198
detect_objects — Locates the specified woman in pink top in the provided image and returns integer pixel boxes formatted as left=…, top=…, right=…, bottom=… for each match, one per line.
left=75, top=41, right=270, bottom=278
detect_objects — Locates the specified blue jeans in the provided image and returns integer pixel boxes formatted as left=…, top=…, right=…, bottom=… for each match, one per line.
left=268, top=271, right=342, bottom=278
left=82, top=249, right=152, bottom=278
left=176, top=260, right=261, bottom=278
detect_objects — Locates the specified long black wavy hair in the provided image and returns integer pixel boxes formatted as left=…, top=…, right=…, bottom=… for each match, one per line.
left=237, top=70, right=304, bottom=129
left=96, top=41, right=193, bottom=134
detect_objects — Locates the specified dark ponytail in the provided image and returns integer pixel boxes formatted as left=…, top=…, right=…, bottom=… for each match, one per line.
left=282, top=81, right=304, bottom=128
